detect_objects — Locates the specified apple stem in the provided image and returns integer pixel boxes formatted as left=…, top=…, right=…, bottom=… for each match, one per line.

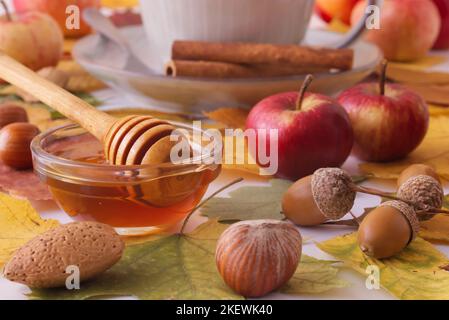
left=296, top=74, right=314, bottom=110
left=0, top=0, right=11, bottom=22
left=379, top=59, right=388, bottom=96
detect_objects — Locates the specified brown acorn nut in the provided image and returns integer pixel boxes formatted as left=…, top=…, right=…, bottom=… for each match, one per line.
left=282, top=168, right=356, bottom=226
left=215, top=220, right=302, bottom=297
left=3, top=221, right=124, bottom=288
left=397, top=164, right=441, bottom=187
left=397, top=175, right=444, bottom=211
left=0, top=103, right=28, bottom=129
left=0, top=123, right=40, bottom=169
left=358, top=200, right=419, bottom=259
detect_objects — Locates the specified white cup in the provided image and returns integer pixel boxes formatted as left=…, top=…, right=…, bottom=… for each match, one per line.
left=139, top=0, right=376, bottom=65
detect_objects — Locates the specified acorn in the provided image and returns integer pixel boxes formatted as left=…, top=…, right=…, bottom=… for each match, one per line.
left=215, top=220, right=302, bottom=297
left=0, top=123, right=40, bottom=170
left=358, top=200, right=419, bottom=259
left=282, top=168, right=356, bottom=226
left=397, top=164, right=440, bottom=187
left=397, top=175, right=444, bottom=212
left=0, top=103, right=28, bottom=129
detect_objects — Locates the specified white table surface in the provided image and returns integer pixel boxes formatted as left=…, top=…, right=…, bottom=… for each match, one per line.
left=1, top=1, right=449, bottom=299
left=3, top=86, right=449, bottom=300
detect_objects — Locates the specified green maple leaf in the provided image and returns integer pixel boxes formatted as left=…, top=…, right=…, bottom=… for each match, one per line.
left=201, top=179, right=292, bottom=222
left=200, top=175, right=369, bottom=223
left=29, top=220, right=347, bottom=300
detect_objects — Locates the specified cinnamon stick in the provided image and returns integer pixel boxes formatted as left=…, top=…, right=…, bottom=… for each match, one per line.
left=172, top=41, right=354, bottom=71
left=166, top=60, right=330, bottom=79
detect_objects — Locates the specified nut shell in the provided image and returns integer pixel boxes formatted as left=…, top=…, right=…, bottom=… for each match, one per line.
left=311, top=168, right=356, bottom=220
left=282, top=175, right=328, bottom=226
left=0, top=104, right=28, bottom=129
left=358, top=200, right=418, bottom=259
left=397, top=175, right=443, bottom=210
left=0, top=123, right=40, bottom=169
left=216, top=220, right=302, bottom=297
left=379, top=200, right=420, bottom=241
left=3, top=222, right=124, bottom=288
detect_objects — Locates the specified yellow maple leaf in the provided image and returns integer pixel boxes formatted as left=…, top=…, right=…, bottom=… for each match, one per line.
left=420, top=214, right=449, bottom=244
left=360, top=116, right=449, bottom=180
left=389, top=56, right=448, bottom=72
left=429, top=104, right=449, bottom=117
left=0, top=193, right=59, bottom=266
left=203, top=107, right=249, bottom=129
left=318, top=232, right=449, bottom=299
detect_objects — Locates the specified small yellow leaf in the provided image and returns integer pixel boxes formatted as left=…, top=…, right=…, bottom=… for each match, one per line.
left=388, top=56, right=448, bottom=72
left=420, top=212, right=449, bottom=244
left=65, top=75, right=106, bottom=93
left=203, top=107, right=249, bottom=129
left=360, top=116, right=449, bottom=180
left=385, top=64, right=449, bottom=85
left=0, top=193, right=59, bottom=266
left=318, top=232, right=449, bottom=300
left=203, top=108, right=270, bottom=176
left=429, top=104, right=449, bottom=117
left=107, top=108, right=191, bottom=123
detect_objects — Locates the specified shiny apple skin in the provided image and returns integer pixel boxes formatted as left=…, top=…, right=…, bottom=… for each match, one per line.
left=245, top=92, right=353, bottom=180
left=338, top=83, right=429, bottom=162
left=0, top=12, right=63, bottom=71
left=432, top=0, right=449, bottom=49
left=13, top=0, right=101, bottom=38
left=351, top=0, right=441, bottom=61
left=315, top=0, right=360, bottom=25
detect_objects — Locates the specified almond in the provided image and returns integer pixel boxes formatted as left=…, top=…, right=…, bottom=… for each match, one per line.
left=3, top=221, right=124, bottom=288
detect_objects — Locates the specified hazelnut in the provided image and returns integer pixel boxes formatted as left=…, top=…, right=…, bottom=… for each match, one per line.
left=397, top=175, right=443, bottom=211
left=0, top=123, right=40, bottom=170
left=358, top=200, right=419, bottom=259
left=282, top=168, right=356, bottom=226
left=215, top=220, right=302, bottom=297
left=0, top=103, right=28, bottom=129
left=397, top=164, right=441, bottom=187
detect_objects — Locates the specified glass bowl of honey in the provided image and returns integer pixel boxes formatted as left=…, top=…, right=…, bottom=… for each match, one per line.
left=31, top=122, right=221, bottom=235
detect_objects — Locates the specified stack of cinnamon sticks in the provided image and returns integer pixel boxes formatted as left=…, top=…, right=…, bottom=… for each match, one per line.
left=165, top=41, right=354, bottom=79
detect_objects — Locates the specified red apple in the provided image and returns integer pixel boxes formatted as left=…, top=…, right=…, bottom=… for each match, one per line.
left=245, top=76, right=354, bottom=180
left=337, top=62, right=429, bottom=162
left=315, top=0, right=360, bottom=25
left=351, top=0, right=441, bottom=61
left=0, top=7, right=63, bottom=72
left=13, top=0, right=101, bottom=38
left=432, top=0, right=449, bottom=49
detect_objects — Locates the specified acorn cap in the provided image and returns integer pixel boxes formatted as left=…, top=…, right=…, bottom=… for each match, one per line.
left=380, top=200, right=419, bottom=243
left=311, top=168, right=356, bottom=220
left=397, top=175, right=443, bottom=210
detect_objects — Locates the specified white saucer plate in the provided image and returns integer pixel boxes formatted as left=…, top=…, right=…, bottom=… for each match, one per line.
left=73, top=26, right=382, bottom=114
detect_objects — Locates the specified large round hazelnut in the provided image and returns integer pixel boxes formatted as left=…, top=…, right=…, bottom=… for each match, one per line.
left=216, top=220, right=302, bottom=297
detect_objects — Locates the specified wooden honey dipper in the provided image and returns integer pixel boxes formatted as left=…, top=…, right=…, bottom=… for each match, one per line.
left=0, top=52, right=179, bottom=166
left=0, top=52, right=207, bottom=206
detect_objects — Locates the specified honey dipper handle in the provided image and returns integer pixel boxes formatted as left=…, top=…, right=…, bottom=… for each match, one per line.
left=0, top=52, right=116, bottom=141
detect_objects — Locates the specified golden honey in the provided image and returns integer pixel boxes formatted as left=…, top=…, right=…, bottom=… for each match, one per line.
left=32, top=125, right=221, bottom=235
